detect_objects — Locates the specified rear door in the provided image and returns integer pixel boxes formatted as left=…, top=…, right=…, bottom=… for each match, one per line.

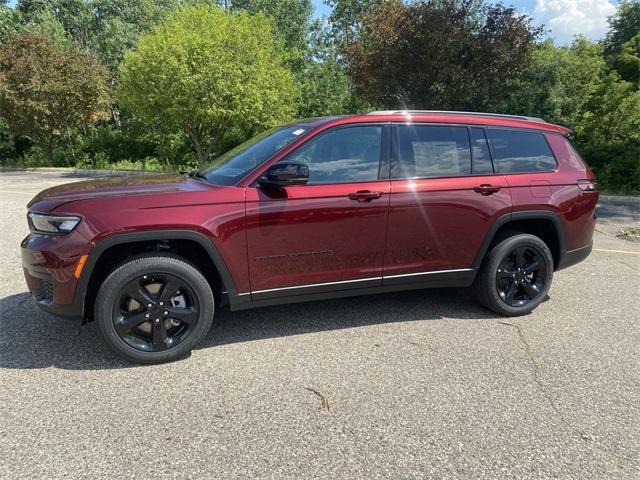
left=383, top=124, right=512, bottom=285
left=245, top=124, right=392, bottom=298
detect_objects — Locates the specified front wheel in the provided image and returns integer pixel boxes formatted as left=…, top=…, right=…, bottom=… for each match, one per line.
left=95, top=255, right=214, bottom=364
left=476, top=233, right=554, bottom=316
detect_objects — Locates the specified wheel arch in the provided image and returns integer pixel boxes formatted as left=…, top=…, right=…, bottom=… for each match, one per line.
left=472, top=211, right=565, bottom=270
left=77, top=230, right=237, bottom=322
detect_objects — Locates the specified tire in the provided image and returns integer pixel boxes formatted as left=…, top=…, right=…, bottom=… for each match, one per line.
left=95, top=254, right=214, bottom=364
left=475, top=233, right=554, bottom=316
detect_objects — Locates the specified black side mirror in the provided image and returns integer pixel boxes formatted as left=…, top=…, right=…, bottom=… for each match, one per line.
left=258, top=161, right=309, bottom=189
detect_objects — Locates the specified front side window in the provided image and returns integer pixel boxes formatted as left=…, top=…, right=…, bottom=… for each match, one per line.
left=283, top=126, right=383, bottom=184
left=199, top=125, right=308, bottom=185
left=395, top=125, right=471, bottom=179
left=488, top=129, right=557, bottom=173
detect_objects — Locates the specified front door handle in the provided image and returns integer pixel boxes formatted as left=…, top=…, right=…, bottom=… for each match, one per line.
left=348, top=190, right=383, bottom=202
left=473, top=184, right=501, bottom=196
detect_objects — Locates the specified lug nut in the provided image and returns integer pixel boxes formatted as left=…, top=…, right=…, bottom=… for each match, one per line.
left=155, top=319, right=160, bottom=323
left=147, top=303, right=152, bottom=307
left=145, top=313, right=150, bottom=319
left=159, top=302, right=164, bottom=306
left=164, top=310, right=168, bottom=315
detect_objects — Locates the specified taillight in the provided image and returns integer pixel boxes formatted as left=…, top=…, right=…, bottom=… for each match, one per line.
left=577, top=179, right=597, bottom=191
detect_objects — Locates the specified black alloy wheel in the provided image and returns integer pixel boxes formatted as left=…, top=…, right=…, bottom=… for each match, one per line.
left=95, top=255, right=214, bottom=364
left=114, top=273, right=199, bottom=352
left=476, top=233, right=554, bottom=316
left=496, top=245, right=547, bottom=307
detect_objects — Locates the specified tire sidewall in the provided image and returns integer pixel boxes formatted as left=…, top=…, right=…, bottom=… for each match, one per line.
left=479, top=234, right=554, bottom=316
left=95, top=255, right=214, bottom=364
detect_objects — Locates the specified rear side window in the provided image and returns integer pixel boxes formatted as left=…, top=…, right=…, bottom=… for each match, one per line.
left=488, top=129, right=556, bottom=173
left=395, top=125, right=471, bottom=178
left=284, top=125, right=382, bottom=184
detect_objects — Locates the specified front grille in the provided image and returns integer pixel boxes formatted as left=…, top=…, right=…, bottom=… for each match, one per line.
left=33, top=276, right=53, bottom=303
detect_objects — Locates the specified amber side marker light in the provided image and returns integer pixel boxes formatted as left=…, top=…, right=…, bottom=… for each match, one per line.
left=74, top=254, right=88, bottom=278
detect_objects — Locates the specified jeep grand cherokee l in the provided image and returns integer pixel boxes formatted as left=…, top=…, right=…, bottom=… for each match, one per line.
left=22, top=111, right=598, bottom=363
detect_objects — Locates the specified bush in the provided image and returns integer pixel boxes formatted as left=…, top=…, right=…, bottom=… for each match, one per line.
left=83, top=125, right=158, bottom=163
left=579, top=141, right=640, bottom=194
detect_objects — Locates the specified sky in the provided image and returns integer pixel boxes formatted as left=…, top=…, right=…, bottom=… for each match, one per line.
left=6, top=0, right=621, bottom=46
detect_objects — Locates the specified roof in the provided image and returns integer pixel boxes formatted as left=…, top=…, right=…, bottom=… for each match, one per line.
left=366, top=110, right=547, bottom=123
left=299, top=110, right=571, bottom=136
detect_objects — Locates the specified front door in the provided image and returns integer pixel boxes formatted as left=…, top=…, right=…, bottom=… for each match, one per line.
left=245, top=124, right=391, bottom=299
left=383, top=124, right=512, bottom=285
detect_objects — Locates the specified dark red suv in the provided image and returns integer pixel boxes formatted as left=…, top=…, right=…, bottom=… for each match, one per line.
left=22, top=111, right=598, bottom=363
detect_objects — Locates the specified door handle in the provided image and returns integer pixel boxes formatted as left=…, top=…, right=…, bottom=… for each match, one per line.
left=348, top=190, right=383, bottom=202
left=473, top=184, right=501, bottom=196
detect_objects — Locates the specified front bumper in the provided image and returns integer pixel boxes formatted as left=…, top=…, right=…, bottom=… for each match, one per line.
left=21, top=234, right=86, bottom=319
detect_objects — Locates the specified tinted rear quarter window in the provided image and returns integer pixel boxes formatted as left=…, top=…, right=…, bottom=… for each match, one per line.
left=488, top=129, right=556, bottom=173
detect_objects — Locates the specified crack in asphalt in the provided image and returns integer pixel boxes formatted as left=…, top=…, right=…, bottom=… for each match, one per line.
left=498, top=321, right=636, bottom=467
left=305, top=387, right=330, bottom=412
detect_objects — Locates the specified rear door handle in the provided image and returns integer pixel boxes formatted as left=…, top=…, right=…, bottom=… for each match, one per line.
left=348, top=190, right=383, bottom=202
left=473, top=184, right=501, bottom=196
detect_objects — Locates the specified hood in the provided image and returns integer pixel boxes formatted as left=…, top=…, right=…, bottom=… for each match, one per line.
left=28, top=173, right=210, bottom=212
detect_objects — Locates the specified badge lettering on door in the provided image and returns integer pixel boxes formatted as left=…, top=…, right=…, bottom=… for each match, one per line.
left=255, top=250, right=335, bottom=261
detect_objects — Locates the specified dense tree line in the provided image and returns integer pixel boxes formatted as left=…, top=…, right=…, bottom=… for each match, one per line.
left=0, top=0, right=638, bottom=192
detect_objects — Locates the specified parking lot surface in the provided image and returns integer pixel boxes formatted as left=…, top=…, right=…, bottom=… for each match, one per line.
left=1, top=170, right=638, bottom=479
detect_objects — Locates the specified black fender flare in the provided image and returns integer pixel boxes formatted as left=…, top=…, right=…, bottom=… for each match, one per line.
left=471, top=210, right=566, bottom=269
left=74, top=230, right=237, bottom=318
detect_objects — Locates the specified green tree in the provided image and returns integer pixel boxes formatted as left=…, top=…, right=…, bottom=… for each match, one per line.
left=604, top=0, right=640, bottom=84
left=0, top=1, right=21, bottom=43
left=297, top=18, right=371, bottom=117
left=344, top=0, right=543, bottom=110
left=326, top=0, right=381, bottom=41
left=604, top=0, right=640, bottom=58
left=502, top=37, right=607, bottom=129
left=577, top=73, right=640, bottom=144
left=613, top=32, right=640, bottom=87
left=117, top=5, right=299, bottom=167
left=230, top=1, right=312, bottom=55
left=0, top=34, right=110, bottom=163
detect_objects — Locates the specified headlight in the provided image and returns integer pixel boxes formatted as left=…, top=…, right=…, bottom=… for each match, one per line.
left=27, top=212, right=81, bottom=234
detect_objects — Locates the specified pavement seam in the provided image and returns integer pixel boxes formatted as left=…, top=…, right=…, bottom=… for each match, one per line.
left=497, top=320, right=636, bottom=467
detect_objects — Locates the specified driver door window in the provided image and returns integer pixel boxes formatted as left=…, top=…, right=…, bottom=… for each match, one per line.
left=284, top=126, right=383, bottom=184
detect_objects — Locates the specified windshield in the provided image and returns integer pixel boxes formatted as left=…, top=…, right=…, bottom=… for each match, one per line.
left=198, top=125, right=309, bottom=185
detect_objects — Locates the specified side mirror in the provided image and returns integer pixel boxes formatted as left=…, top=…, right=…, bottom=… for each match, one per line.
left=258, top=161, right=309, bottom=189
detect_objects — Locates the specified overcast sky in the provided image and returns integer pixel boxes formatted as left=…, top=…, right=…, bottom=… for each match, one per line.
left=7, top=0, right=620, bottom=46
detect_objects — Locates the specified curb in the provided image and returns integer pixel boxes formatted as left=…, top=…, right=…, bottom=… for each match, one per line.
left=598, top=195, right=640, bottom=204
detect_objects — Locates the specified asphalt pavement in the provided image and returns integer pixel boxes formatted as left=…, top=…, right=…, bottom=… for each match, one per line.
left=1, top=170, right=638, bottom=479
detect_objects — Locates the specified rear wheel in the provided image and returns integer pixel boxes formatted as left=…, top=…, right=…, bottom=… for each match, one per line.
left=476, top=233, right=554, bottom=316
left=95, top=255, right=214, bottom=364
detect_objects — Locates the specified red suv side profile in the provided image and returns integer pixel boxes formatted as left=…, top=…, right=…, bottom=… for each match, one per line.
left=21, top=111, right=598, bottom=363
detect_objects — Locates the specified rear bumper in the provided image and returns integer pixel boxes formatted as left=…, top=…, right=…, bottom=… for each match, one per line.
left=556, top=243, right=592, bottom=271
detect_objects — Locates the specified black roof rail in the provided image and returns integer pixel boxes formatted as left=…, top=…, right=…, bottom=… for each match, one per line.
left=365, top=110, right=547, bottom=123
